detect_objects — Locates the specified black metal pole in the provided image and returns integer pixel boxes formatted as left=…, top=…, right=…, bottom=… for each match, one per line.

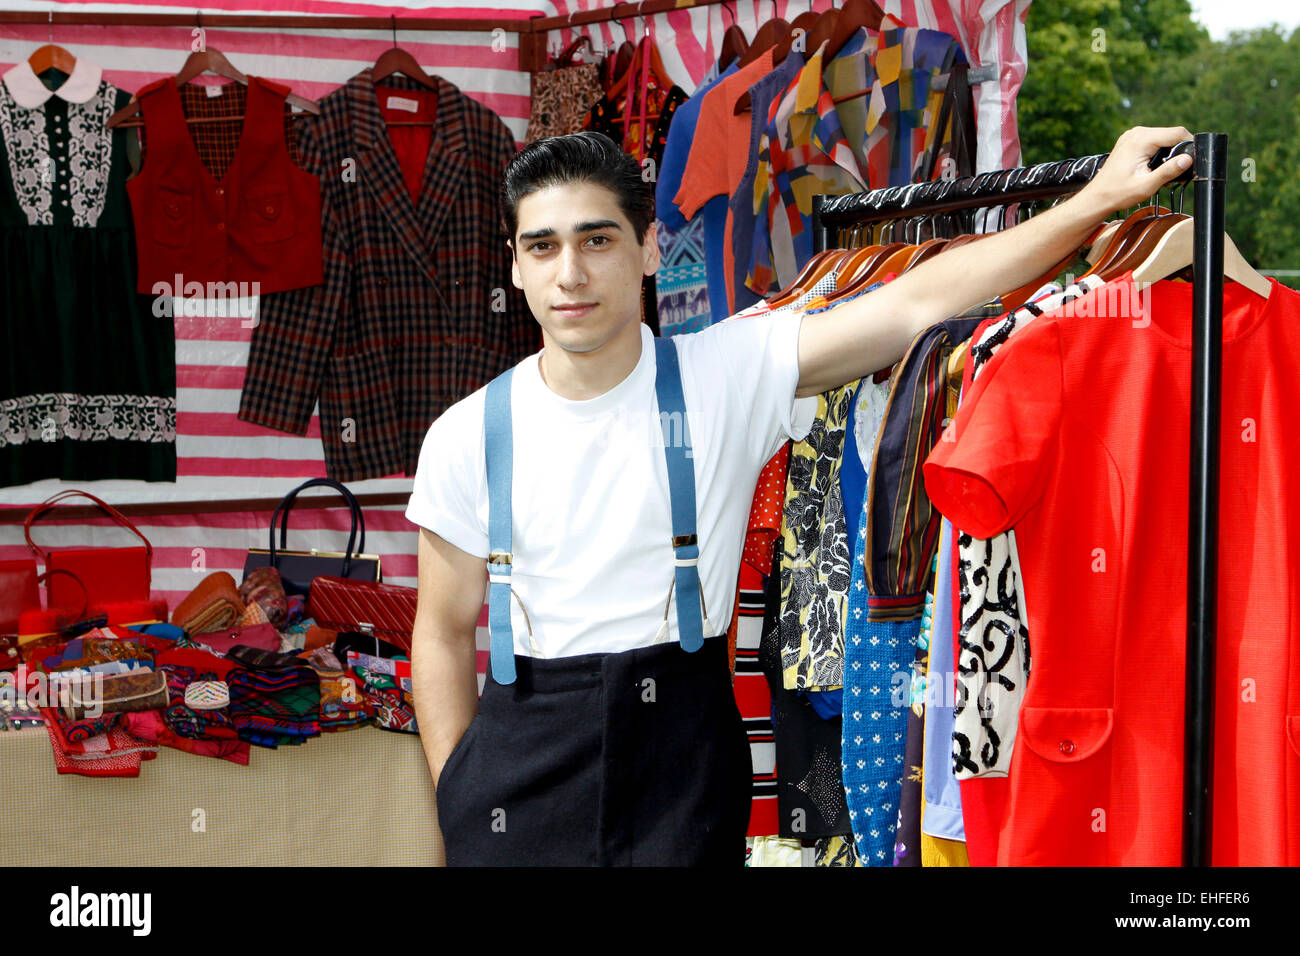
left=1184, top=131, right=1225, bottom=866
left=812, top=193, right=826, bottom=255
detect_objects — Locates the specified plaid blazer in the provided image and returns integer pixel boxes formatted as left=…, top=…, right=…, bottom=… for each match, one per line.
left=239, top=70, right=538, bottom=481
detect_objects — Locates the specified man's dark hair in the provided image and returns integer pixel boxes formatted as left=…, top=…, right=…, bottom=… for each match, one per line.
left=501, top=131, right=655, bottom=249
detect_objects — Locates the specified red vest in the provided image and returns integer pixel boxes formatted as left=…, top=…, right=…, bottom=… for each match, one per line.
left=127, top=76, right=323, bottom=296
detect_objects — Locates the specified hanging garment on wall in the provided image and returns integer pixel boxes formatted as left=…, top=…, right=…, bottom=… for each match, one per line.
left=238, top=71, right=537, bottom=482
left=0, top=61, right=176, bottom=487
left=126, top=75, right=323, bottom=296
left=589, top=62, right=686, bottom=336
left=673, top=49, right=775, bottom=321
left=525, top=61, right=603, bottom=144
left=137, top=79, right=302, bottom=177
left=925, top=273, right=1300, bottom=866
left=655, top=60, right=729, bottom=336
left=727, top=51, right=806, bottom=317
left=747, top=25, right=966, bottom=296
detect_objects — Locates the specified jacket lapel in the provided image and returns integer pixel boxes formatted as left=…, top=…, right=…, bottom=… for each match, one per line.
left=414, top=76, right=466, bottom=253
left=351, top=69, right=436, bottom=283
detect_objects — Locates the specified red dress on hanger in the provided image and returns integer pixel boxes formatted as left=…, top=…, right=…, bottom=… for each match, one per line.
left=925, top=273, right=1300, bottom=866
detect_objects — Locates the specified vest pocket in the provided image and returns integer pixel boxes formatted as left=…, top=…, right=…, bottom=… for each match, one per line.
left=244, top=185, right=295, bottom=244
left=153, top=190, right=192, bottom=247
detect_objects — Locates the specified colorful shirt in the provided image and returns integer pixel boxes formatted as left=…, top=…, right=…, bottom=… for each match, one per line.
left=841, top=300, right=996, bottom=865
left=657, top=61, right=730, bottom=334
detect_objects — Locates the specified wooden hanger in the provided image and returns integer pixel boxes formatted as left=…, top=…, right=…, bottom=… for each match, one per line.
left=1079, top=205, right=1168, bottom=278
left=371, top=23, right=440, bottom=127
left=28, top=44, right=76, bottom=75
left=1131, top=218, right=1271, bottom=297
left=28, top=12, right=76, bottom=76
left=1097, top=212, right=1188, bottom=282
left=803, top=10, right=840, bottom=56
left=769, top=3, right=830, bottom=68
left=737, top=17, right=791, bottom=69
left=825, top=0, right=884, bottom=59
left=718, top=1, right=749, bottom=71
left=762, top=249, right=843, bottom=306
left=106, top=47, right=319, bottom=129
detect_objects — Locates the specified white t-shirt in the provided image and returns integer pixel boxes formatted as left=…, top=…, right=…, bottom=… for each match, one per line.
left=405, top=314, right=816, bottom=659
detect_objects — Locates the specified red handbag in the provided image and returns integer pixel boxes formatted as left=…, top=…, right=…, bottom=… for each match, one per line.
left=0, top=559, right=40, bottom=633
left=308, top=576, right=417, bottom=652
left=25, top=491, right=153, bottom=611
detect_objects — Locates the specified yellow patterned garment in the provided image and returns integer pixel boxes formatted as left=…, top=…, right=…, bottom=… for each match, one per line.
left=814, top=834, right=863, bottom=867
left=777, top=382, right=860, bottom=691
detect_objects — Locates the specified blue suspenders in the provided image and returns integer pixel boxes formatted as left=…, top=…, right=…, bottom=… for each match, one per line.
left=483, top=336, right=705, bottom=685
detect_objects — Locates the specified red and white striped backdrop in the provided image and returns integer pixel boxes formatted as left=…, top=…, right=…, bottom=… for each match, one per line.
left=0, top=0, right=1025, bottom=635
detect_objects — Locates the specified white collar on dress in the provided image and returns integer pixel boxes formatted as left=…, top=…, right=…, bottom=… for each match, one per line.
left=2, top=58, right=103, bottom=108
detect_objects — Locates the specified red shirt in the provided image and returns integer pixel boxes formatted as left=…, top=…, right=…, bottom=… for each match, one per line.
left=924, top=273, right=1300, bottom=865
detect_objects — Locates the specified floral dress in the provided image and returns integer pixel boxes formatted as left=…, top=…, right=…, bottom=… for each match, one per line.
left=0, top=62, right=175, bottom=486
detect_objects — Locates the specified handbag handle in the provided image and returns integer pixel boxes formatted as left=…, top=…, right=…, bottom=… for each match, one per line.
left=35, top=568, right=90, bottom=622
left=267, top=478, right=366, bottom=577
left=24, top=490, right=154, bottom=567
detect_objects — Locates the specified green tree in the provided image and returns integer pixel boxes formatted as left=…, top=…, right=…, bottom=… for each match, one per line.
left=1018, top=1, right=1300, bottom=276
left=1018, top=0, right=1200, bottom=164
left=1127, top=25, right=1300, bottom=270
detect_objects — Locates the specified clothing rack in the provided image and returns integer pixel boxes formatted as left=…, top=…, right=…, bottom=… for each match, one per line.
left=811, top=132, right=1225, bottom=866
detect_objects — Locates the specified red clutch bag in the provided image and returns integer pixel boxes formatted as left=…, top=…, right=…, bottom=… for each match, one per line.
left=24, top=490, right=153, bottom=611
left=308, top=576, right=416, bottom=653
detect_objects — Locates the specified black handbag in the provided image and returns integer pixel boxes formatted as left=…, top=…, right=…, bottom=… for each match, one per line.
left=243, top=478, right=381, bottom=597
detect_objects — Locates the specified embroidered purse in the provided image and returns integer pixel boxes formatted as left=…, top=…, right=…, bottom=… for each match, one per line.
left=62, top=668, right=169, bottom=721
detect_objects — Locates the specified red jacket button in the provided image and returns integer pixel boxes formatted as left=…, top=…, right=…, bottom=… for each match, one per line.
left=1059, top=739, right=1075, bottom=755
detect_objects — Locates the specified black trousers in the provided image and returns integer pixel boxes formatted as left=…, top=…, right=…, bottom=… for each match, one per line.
left=436, top=635, right=752, bottom=866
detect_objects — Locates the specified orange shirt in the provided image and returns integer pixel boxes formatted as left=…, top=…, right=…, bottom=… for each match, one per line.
left=674, top=50, right=775, bottom=314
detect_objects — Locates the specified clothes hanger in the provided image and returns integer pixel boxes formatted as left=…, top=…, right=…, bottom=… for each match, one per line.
left=107, top=21, right=319, bottom=129
left=548, top=35, right=594, bottom=72
left=1081, top=203, right=1171, bottom=278
left=736, top=1, right=791, bottom=69
left=371, top=16, right=440, bottom=127
left=1121, top=168, right=1269, bottom=296
left=1131, top=217, right=1270, bottom=297
left=607, top=11, right=636, bottom=89
left=803, top=8, right=841, bottom=56
left=769, top=0, right=825, bottom=66
left=825, top=0, right=885, bottom=59
left=28, top=12, right=76, bottom=75
left=761, top=249, right=844, bottom=306
left=718, top=1, right=749, bottom=72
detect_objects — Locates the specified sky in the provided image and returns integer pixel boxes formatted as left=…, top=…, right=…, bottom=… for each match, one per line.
left=1188, top=0, right=1300, bottom=39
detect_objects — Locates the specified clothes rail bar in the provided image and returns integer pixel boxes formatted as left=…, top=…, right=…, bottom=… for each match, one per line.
left=811, top=134, right=1222, bottom=866
left=810, top=142, right=1195, bottom=251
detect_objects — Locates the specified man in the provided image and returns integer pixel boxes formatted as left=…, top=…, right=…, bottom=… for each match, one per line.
left=406, top=125, right=1194, bottom=866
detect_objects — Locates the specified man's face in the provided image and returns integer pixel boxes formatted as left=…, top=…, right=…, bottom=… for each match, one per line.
left=509, top=180, right=659, bottom=355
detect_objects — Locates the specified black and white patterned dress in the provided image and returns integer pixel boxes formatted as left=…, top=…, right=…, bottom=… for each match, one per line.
left=0, top=60, right=175, bottom=487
